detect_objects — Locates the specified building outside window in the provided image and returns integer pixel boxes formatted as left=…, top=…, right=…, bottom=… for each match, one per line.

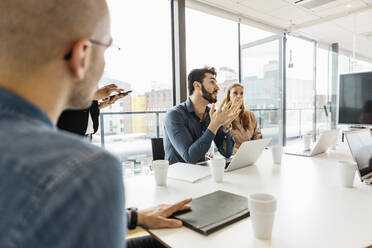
left=93, top=0, right=173, bottom=162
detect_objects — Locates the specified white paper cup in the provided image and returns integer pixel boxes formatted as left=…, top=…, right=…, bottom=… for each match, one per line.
left=122, top=161, right=134, bottom=178
left=152, top=160, right=169, bottom=186
left=338, top=161, right=357, bottom=188
left=209, top=158, right=225, bottom=183
left=303, top=135, right=312, bottom=150
left=248, top=193, right=277, bottom=240
left=271, top=146, right=283, bottom=164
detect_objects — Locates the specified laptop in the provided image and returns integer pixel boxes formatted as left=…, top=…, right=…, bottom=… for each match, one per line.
left=224, top=138, right=271, bottom=172
left=285, top=129, right=339, bottom=157
left=344, top=129, right=372, bottom=185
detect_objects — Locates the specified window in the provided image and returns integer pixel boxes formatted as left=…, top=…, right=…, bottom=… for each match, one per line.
left=93, top=0, right=173, bottom=162
left=350, top=59, right=372, bottom=72
left=286, top=35, right=315, bottom=140
left=339, top=54, right=350, bottom=74
left=316, top=47, right=332, bottom=133
left=186, top=8, right=239, bottom=105
left=340, top=54, right=372, bottom=73
left=240, top=26, right=283, bottom=145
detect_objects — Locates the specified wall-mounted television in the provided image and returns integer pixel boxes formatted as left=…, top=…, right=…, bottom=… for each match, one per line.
left=339, top=72, right=372, bottom=126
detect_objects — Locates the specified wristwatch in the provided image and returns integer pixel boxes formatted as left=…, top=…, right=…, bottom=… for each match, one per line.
left=127, top=207, right=138, bottom=230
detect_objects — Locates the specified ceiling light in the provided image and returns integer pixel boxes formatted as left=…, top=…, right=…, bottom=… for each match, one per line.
left=345, top=4, right=352, bottom=8
left=294, top=0, right=337, bottom=9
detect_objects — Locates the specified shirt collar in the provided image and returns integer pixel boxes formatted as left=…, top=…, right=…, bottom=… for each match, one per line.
left=186, top=97, right=195, bottom=113
left=186, top=97, right=210, bottom=119
left=0, top=87, right=54, bottom=128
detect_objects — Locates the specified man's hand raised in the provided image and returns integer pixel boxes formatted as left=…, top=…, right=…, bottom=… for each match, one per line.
left=208, top=97, right=243, bottom=134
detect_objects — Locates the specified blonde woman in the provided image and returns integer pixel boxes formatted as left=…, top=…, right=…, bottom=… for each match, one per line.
left=224, top=83, right=263, bottom=154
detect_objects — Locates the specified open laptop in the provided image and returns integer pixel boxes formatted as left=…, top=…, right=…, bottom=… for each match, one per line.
left=285, top=129, right=339, bottom=157
left=344, top=129, right=372, bottom=185
left=224, top=138, right=271, bottom=172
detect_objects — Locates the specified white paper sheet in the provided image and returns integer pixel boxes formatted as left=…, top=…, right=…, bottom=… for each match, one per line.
left=167, top=162, right=211, bottom=183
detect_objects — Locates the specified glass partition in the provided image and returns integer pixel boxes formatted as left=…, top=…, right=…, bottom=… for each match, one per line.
left=240, top=35, right=284, bottom=146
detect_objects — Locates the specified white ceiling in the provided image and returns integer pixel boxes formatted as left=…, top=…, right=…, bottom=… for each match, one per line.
left=191, top=0, right=372, bottom=60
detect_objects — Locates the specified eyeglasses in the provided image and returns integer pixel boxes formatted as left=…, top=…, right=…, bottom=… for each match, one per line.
left=64, top=38, right=120, bottom=60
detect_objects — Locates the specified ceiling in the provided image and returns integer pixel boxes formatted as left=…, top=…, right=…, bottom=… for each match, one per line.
left=190, top=0, right=372, bottom=60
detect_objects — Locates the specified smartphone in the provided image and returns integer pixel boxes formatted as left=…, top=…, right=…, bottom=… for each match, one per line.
left=109, top=90, right=132, bottom=100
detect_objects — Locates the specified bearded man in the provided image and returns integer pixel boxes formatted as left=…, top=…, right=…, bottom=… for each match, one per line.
left=164, top=66, right=242, bottom=164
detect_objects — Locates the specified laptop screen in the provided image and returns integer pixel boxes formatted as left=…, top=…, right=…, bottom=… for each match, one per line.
left=345, top=130, right=372, bottom=177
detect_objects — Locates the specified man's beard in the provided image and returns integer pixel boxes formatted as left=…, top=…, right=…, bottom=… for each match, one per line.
left=201, top=84, right=218, bottom=103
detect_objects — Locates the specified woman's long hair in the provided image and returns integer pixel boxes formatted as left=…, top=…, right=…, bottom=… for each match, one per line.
left=225, top=83, right=253, bottom=131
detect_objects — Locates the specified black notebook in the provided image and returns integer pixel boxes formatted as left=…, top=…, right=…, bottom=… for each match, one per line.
left=173, top=190, right=250, bottom=235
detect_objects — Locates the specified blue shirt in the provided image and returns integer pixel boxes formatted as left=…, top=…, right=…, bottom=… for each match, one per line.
left=0, top=87, right=126, bottom=248
left=164, top=98, right=235, bottom=164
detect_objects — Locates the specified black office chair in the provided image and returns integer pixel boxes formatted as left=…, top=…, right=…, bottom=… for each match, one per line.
left=151, top=138, right=165, bottom=160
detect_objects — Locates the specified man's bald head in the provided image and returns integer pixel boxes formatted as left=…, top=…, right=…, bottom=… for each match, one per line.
left=0, top=0, right=110, bottom=70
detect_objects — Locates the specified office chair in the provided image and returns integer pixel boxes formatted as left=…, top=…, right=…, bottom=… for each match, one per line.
left=151, top=138, right=165, bottom=160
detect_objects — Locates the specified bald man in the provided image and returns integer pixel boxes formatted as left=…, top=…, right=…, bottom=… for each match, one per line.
left=0, top=1, right=190, bottom=248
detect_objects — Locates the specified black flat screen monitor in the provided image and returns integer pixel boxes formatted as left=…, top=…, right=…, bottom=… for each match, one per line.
left=339, top=72, right=372, bottom=125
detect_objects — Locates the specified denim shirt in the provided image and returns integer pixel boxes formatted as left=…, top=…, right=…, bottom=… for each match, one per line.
left=164, top=98, right=235, bottom=165
left=0, top=87, right=126, bottom=248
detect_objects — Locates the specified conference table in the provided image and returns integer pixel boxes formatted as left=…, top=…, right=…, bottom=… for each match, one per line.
left=124, top=143, right=372, bottom=248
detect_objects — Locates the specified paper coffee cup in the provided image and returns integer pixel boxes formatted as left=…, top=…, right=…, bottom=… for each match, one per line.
left=271, top=146, right=283, bottom=164
left=338, top=161, right=357, bottom=188
left=209, top=158, right=225, bottom=183
left=303, top=135, right=312, bottom=150
left=152, top=160, right=169, bottom=186
left=248, top=193, right=276, bottom=240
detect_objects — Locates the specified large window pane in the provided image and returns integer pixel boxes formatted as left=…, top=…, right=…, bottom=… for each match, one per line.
left=316, top=47, right=332, bottom=133
left=286, top=35, right=315, bottom=140
left=240, top=34, right=283, bottom=146
left=186, top=8, right=239, bottom=105
left=240, top=25, right=281, bottom=145
left=93, top=0, right=173, bottom=163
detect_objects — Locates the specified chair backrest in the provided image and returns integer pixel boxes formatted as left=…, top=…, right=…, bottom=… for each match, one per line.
left=151, top=138, right=165, bottom=160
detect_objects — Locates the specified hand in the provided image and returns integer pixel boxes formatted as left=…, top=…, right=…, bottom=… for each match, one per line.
left=93, top=84, right=123, bottom=100
left=208, top=97, right=242, bottom=134
left=222, top=97, right=242, bottom=128
left=205, top=152, right=214, bottom=160
left=137, top=198, right=192, bottom=229
left=98, top=93, right=126, bottom=109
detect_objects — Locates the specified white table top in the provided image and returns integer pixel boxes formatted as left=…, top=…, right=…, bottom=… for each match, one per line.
left=124, top=144, right=372, bottom=248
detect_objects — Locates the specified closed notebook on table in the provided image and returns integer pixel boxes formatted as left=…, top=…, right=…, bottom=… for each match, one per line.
left=173, top=190, right=250, bottom=235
